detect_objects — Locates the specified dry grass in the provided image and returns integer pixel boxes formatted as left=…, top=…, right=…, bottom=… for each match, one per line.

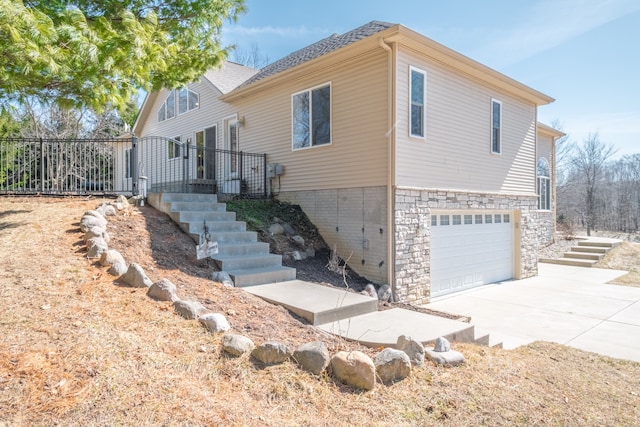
left=1, top=196, right=639, bottom=426
left=595, top=241, right=640, bottom=287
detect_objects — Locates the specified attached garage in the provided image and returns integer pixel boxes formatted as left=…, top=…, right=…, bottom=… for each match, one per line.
left=430, top=211, right=515, bottom=297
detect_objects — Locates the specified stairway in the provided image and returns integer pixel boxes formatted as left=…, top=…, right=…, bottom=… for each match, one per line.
left=539, top=238, right=620, bottom=267
left=147, top=192, right=296, bottom=286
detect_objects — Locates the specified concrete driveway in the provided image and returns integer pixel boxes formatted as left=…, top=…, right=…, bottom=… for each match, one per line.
left=425, top=263, right=640, bottom=362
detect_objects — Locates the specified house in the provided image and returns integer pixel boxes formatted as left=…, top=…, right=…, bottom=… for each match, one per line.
left=129, top=21, right=564, bottom=304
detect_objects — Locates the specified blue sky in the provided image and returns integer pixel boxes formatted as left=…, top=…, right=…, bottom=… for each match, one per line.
left=221, top=0, right=640, bottom=158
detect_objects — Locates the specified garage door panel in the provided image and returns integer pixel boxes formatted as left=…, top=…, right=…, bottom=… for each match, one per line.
left=431, top=212, right=513, bottom=297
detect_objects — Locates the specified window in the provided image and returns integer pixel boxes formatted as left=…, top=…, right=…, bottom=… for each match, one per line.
left=431, top=215, right=437, bottom=226
left=168, top=136, right=180, bottom=160
left=292, top=83, right=331, bottom=150
left=410, top=67, right=426, bottom=138
left=485, top=214, right=493, bottom=224
left=504, top=214, right=510, bottom=223
left=464, top=215, right=473, bottom=225
left=491, top=99, right=502, bottom=154
left=452, top=215, right=462, bottom=225
left=475, top=214, right=483, bottom=224
left=124, top=148, right=132, bottom=179
left=440, top=215, right=449, bottom=226
left=495, top=214, right=502, bottom=223
left=158, top=88, right=199, bottom=122
left=537, top=157, right=551, bottom=210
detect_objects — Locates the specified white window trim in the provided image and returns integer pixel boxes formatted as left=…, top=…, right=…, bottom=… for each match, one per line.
left=491, top=98, right=502, bottom=154
left=537, top=157, right=551, bottom=211
left=168, top=136, right=181, bottom=161
left=409, top=66, right=426, bottom=140
left=158, top=87, right=200, bottom=123
left=291, top=82, right=332, bottom=151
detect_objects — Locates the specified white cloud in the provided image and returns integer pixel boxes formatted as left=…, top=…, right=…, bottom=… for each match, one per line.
left=475, top=0, right=640, bottom=67
left=224, top=25, right=323, bottom=38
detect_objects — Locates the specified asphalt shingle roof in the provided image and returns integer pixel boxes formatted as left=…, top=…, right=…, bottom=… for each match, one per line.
left=204, top=61, right=259, bottom=94
left=235, top=20, right=395, bottom=90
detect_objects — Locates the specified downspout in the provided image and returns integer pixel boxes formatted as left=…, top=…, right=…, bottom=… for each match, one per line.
left=379, top=37, right=396, bottom=297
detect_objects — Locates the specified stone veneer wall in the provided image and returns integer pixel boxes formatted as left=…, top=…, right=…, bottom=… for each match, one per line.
left=394, top=187, right=541, bottom=305
left=535, top=210, right=555, bottom=247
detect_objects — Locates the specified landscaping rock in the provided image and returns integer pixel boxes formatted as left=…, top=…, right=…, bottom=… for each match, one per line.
left=377, top=284, right=392, bottom=302
left=425, top=349, right=465, bottom=367
left=222, top=334, right=255, bottom=357
left=434, top=337, right=451, bottom=352
left=108, top=260, right=128, bottom=277
left=293, top=341, right=330, bottom=375
left=116, top=195, right=130, bottom=208
left=99, top=249, right=125, bottom=267
left=80, top=214, right=107, bottom=232
left=374, top=348, right=412, bottom=384
left=212, top=271, right=234, bottom=287
left=291, top=250, right=306, bottom=261
left=291, top=235, right=305, bottom=246
left=147, top=278, right=179, bottom=302
left=282, top=223, right=296, bottom=236
left=268, top=223, right=284, bottom=235
left=252, top=341, right=291, bottom=365
left=97, top=203, right=116, bottom=217
left=173, top=300, right=207, bottom=320
left=121, top=263, right=153, bottom=288
left=305, top=247, right=315, bottom=257
left=396, top=335, right=425, bottom=367
left=83, top=209, right=107, bottom=222
left=86, top=237, right=108, bottom=259
left=363, top=284, right=377, bottom=299
left=331, top=351, right=376, bottom=391
left=199, top=313, right=230, bottom=333
left=84, top=225, right=109, bottom=243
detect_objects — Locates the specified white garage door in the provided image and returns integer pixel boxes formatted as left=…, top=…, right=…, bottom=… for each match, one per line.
left=431, top=212, right=513, bottom=297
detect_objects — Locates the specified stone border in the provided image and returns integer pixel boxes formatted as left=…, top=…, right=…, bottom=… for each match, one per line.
left=78, top=197, right=466, bottom=391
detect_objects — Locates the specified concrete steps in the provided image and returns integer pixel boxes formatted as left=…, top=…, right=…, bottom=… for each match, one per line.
left=245, top=280, right=502, bottom=349
left=147, top=192, right=295, bottom=286
left=539, top=238, right=620, bottom=268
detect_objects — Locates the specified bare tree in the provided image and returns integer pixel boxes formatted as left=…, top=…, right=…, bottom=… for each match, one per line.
left=570, top=133, right=617, bottom=236
left=550, top=119, right=572, bottom=186
left=231, top=43, right=270, bottom=69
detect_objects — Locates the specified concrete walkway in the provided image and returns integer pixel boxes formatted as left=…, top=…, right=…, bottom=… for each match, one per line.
left=426, top=263, right=640, bottom=362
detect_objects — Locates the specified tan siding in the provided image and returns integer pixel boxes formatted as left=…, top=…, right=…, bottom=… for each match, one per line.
left=231, top=49, right=389, bottom=191
left=537, top=134, right=553, bottom=165
left=395, top=47, right=537, bottom=195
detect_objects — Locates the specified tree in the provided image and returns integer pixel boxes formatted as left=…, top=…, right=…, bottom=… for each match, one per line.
left=0, top=0, right=245, bottom=112
left=570, top=133, right=617, bottom=236
left=231, top=42, right=270, bottom=68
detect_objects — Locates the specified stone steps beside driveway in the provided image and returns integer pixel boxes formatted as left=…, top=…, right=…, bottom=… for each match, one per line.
left=539, top=237, right=621, bottom=268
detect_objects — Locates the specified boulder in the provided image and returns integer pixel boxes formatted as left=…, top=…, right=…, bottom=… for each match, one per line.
left=116, top=195, right=130, bottom=208
left=99, top=249, right=125, bottom=267
left=396, top=335, right=425, bottom=367
left=222, top=334, right=255, bottom=357
left=252, top=341, right=291, bottom=365
left=434, top=337, right=451, bottom=352
left=291, top=235, right=305, bottom=246
left=212, top=271, right=234, bottom=287
left=83, top=209, right=107, bottom=222
left=80, top=215, right=107, bottom=233
left=291, top=250, right=307, bottom=261
left=199, top=313, right=230, bottom=333
left=108, top=260, right=128, bottom=277
left=331, top=351, right=376, bottom=391
left=86, top=237, right=108, bottom=259
left=305, top=247, right=316, bottom=258
left=147, top=278, right=179, bottom=302
left=173, top=300, right=208, bottom=320
left=96, top=203, right=116, bottom=217
left=121, top=263, right=153, bottom=288
left=282, top=223, right=296, bottom=236
left=84, top=226, right=109, bottom=243
left=425, top=349, right=465, bottom=367
left=362, top=284, right=377, bottom=299
left=374, top=348, right=412, bottom=384
left=268, top=223, right=284, bottom=236
left=377, top=284, right=392, bottom=302
left=293, top=341, right=330, bottom=375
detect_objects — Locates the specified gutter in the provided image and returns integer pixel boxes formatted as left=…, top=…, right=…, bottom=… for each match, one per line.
left=379, top=37, right=396, bottom=296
